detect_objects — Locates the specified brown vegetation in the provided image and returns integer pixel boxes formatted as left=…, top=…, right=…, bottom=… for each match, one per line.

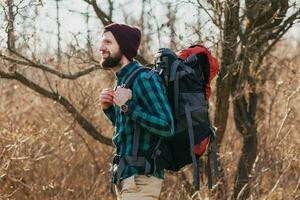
left=1, top=0, right=299, bottom=199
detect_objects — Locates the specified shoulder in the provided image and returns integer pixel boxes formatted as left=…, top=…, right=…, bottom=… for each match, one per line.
left=136, top=67, right=162, bottom=83
left=132, top=68, right=165, bottom=93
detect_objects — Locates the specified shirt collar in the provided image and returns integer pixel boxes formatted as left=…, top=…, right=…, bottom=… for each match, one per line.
left=116, top=60, right=140, bottom=80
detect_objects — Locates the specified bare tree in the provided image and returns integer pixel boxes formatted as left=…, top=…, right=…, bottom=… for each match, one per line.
left=166, top=2, right=177, bottom=50
left=82, top=0, right=113, bottom=26
left=85, top=5, right=93, bottom=58
left=55, top=0, right=62, bottom=64
left=139, top=0, right=147, bottom=57
left=214, top=1, right=239, bottom=198
left=1, top=1, right=299, bottom=199
left=6, top=0, right=16, bottom=51
left=206, top=0, right=300, bottom=199
left=0, top=0, right=148, bottom=148
left=0, top=1, right=113, bottom=146
left=32, top=5, right=39, bottom=59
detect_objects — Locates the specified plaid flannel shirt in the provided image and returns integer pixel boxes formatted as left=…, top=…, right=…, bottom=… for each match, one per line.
left=103, top=61, right=174, bottom=182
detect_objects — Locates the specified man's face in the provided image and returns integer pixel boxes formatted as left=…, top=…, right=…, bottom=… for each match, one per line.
left=99, top=31, right=123, bottom=68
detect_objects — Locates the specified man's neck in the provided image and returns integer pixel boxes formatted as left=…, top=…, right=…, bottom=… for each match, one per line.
left=112, top=57, right=130, bottom=74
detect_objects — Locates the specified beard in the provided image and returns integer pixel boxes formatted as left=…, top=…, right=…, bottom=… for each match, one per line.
left=101, top=50, right=122, bottom=69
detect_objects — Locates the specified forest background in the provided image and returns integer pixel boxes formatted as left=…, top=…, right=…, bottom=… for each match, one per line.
left=0, top=0, right=300, bottom=199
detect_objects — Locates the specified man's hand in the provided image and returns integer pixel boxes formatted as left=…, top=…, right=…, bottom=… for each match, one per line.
left=99, top=88, right=115, bottom=110
left=113, top=86, right=132, bottom=107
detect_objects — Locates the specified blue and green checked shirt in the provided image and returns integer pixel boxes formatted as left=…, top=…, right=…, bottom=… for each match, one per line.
left=103, top=61, right=174, bottom=182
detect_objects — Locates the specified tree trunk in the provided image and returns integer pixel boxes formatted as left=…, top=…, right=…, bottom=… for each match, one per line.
left=213, top=0, right=239, bottom=198
left=232, top=95, right=258, bottom=199
left=56, top=0, right=61, bottom=64
left=166, top=3, right=177, bottom=50
left=85, top=6, right=93, bottom=58
left=229, top=1, right=294, bottom=199
left=230, top=47, right=259, bottom=199
left=214, top=0, right=239, bottom=147
left=7, top=0, right=15, bottom=51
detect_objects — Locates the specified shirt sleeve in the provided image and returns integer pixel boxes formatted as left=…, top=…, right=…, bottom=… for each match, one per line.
left=125, top=72, right=175, bottom=137
left=103, top=105, right=116, bottom=126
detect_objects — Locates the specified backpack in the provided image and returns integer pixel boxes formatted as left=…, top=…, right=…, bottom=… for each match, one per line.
left=118, top=44, right=219, bottom=190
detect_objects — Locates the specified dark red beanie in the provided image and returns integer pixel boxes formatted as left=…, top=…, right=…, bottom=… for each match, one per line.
left=104, top=23, right=141, bottom=61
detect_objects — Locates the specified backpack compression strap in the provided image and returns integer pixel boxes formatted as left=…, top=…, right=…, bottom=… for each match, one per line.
left=184, top=102, right=200, bottom=189
left=184, top=101, right=219, bottom=190
left=206, top=127, right=219, bottom=189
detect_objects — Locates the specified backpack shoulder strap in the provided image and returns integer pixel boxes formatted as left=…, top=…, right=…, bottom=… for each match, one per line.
left=123, top=66, right=154, bottom=89
left=114, top=66, right=156, bottom=184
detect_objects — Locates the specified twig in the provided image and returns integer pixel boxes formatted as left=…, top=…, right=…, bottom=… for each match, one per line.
left=0, top=51, right=104, bottom=79
left=7, top=175, right=32, bottom=190
left=275, top=86, right=300, bottom=140
left=42, top=70, right=55, bottom=93
left=292, top=176, right=300, bottom=200
left=65, top=101, right=102, bottom=172
left=0, top=70, right=112, bottom=146
left=196, top=0, right=220, bottom=28
left=236, top=183, right=249, bottom=200
left=82, top=0, right=113, bottom=26
left=1, top=188, right=20, bottom=198
left=263, top=157, right=294, bottom=200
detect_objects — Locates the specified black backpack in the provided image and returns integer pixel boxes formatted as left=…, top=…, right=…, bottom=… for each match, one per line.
left=116, top=47, right=219, bottom=190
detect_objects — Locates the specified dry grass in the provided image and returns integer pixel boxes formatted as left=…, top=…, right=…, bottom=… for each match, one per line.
left=0, top=43, right=299, bottom=199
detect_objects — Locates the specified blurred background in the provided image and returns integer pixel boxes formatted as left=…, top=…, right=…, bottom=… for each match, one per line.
left=0, top=0, right=299, bottom=199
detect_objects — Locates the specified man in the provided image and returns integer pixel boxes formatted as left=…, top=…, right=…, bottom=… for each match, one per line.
left=99, top=23, right=174, bottom=200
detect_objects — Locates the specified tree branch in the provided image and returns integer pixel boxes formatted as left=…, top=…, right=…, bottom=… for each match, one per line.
left=196, top=0, right=220, bottom=28
left=260, top=8, right=300, bottom=58
left=0, top=51, right=105, bottom=79
left=0, top=70, right=112, bottom=146
left=82, top=0, right=113, bottom=26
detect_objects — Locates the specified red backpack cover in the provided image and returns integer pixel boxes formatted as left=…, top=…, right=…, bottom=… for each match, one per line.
left=177, top=44, right=220, bottom=99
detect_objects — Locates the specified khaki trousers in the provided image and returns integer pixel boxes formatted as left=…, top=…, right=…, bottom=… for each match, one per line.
left=115, top=175, right=163, bottom=200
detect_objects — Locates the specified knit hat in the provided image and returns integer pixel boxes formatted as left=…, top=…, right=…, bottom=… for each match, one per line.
left=104, top=23, right=141, bottom=61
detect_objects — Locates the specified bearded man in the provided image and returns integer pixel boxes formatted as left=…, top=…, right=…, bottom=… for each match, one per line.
left=99, top=23, right=174, bottom=200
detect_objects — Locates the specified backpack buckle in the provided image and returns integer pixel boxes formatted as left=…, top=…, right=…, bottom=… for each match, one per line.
left=120, top=83, right=126, bottom=88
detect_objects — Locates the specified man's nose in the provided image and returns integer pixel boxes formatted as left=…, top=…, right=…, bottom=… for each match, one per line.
left=99, top=45, right=106, bottom=53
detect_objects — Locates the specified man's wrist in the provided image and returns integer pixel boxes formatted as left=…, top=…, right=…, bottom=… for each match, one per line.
left=102, top=104, right=112, bottom=110
left=120, top=99, right=134, bottom=113
left=120, top=103, right=129, bottom=113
